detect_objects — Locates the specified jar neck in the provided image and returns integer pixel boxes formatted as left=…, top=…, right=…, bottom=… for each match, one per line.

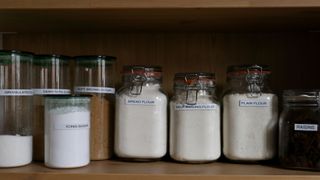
left=226, top=74, right=271, bottom=94
left=174, top=89, right=215, bottom=104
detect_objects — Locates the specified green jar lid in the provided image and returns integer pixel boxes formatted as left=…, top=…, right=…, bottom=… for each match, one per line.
left=45, top=95, right=91, bottom=103
left=75, top=55, right=116, bottom=66
left=0, top=50, right=33, bottom=65
left=34, top=54, right=70, bottom=66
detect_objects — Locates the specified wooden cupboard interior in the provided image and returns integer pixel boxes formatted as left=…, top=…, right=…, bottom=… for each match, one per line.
left=1, top=1, right=320, bottom=179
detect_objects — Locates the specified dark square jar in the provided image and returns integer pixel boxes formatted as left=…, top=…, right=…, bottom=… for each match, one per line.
left=279, top=90, right=320, bottom=170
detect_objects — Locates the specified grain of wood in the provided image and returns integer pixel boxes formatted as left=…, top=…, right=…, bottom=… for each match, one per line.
left=3, top=32, right=320, bottom=96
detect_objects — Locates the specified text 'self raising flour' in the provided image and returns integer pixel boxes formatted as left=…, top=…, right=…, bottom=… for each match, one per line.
left=223, top=65, right=278, bottom=161
left=115, top=66, right=167, bottom=160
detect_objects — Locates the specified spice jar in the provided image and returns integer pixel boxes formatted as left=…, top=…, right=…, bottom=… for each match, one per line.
left=0, top=50, right=33, bottom=167
left=45, top=96, right=91, bottom=168
left=223, top=65, right=278, bottom=161
left=279, top=90, right=320, bottom=170
left=32, top=54, right=71, bottom=161
left=115, top=66, right=167, bottom=160
left=74, top=55, right=116, bottom=160
left=170, top=72, right=221, bottom=163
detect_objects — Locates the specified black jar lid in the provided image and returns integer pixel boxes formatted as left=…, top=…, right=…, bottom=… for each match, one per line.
left=174, top=72, right=215, bottom=90
left=74, top=55, right=116, bottom=62
left=35, top=54, right=70, bottom=60
left=0, top=49, right=34, bottom=57
left=227, top=64, right=271, bottom=76
left=34, top=54, right=70, bottom=65
left=0, top=50, right=34, bottom=64
left=283, top=90, right=320, bottom=106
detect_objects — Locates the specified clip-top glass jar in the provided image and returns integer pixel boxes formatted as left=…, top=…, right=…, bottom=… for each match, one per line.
left=170, top=72, right=221, bottom=163
left=0, top=50, right=33, bottom=167
left=279, top=90, right=320, bottom=170
left=115, top=65, right=167, bottom=160
left=74, top=55, right=116, bottom=160
left=223, top=65, right=278, bottom=161
left=32, top=54, right=71, bottom=161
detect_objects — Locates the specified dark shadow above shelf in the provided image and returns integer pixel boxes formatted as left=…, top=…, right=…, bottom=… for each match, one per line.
left=1, top=7, right=320, bottom=32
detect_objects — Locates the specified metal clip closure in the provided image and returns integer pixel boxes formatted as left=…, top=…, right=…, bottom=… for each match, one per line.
left=246, top=65, right=263, bottom=97
left=185, top=74, right=199, bottom=105
left=129, top=68, right=147, bottom=95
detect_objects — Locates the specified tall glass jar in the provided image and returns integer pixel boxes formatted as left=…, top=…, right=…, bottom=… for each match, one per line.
left=32, top=54, right=71, bottom=161
left=74, top=55, right=116, bottom=160
left=115, top=66, right=167, bottom=160
left=279, top=90, right=320, bottom=170
left=170, top=72, right=220, bottom=163
left=223, top=65, right=278, bottom=161
left=45, top=96, right=91, bottom=168
left=0, top=50, right=33, bottom=167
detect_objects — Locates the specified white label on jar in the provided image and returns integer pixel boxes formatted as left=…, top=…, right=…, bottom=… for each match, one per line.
left=239, top=99, right=270, bottom=107
left=175, top=103, right=217, bottom=110
left=125, top=98, right=156, bottom=106
left=294, top=124, right=318, bottom=131
left=74, top=86, right=115, bottom=94
left=33, top=88, right=71, bottom=95
left=54, top=118, right=90, bottom=130
left=0, top=89, right=33, bottom=96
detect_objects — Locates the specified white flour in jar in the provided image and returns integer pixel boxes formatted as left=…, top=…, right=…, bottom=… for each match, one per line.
left=115, top=85, right=167, bottom=159
left=0, top=135, right=32, bottom=167
left=170, top=97, right=221, bottom=162
left=45, top=106, right=90, bottom=168
left=223, top=93, right=278, bottom=161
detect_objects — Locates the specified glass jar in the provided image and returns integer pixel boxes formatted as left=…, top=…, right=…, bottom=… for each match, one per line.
left=170, top=72, right=220, bottom=163
left=0, top=50, right=33, bottom=167
left=45, top=96, right=91, bottom=168
left=223, top=64, right=278, bottom=161
left=74, top=55, right=116, bottom=160
left=279, top=90, right=320, bottom=170
left=115, top=65, right=167, bottom=160
left=32, top=54, right=71, bottom=161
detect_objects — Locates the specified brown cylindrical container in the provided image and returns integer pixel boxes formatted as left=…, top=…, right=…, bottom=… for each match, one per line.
left=74, top=55, right=116, bottom=160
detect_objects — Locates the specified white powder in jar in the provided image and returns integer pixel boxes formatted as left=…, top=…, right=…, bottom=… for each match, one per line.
left=115, top=84, right=167, bottom=159
left=45, top=106, right=90, bottom=168
left=170, top=96, right=221, bottom=162
left=0, top=135, right=32, bottom=167
left=223, top=93, right=278, bottom=161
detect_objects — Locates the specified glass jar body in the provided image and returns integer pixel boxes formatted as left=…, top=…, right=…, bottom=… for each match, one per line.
left=74, top=56, right=116, bottom=160
left=170, top=89, right=221, bottom=163
left=115, top=82, right=167, bottom=160
left=32, top=55, right=70, bottom=161
left=44, top=96, right=91, bottom=168
left=279, top=91, right=320, bottom=170
left=223, top=67, right=278, bottom=161
left=0, top=51, right=33, bottom=167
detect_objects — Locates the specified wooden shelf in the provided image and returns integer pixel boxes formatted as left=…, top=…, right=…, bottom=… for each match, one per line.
left=1, top=1, right=320, bottom=180
left=1, top=161, right=320, bottom=180
left=1, top=0, right=320, bottom=9
left=1, top=0, right=320, bottom=32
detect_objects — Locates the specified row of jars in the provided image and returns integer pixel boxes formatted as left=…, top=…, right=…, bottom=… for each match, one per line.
left=0, top=50, right=319, bottom=171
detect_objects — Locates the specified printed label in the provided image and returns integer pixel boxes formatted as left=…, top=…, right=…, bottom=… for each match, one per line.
left=175, top=103, right=217, bottom=110
left=294, top=124, right=318, bottom=132
left=74, top=86, right=115, bottom=94
left=0, top=89, right=33, bottom=96
left=125, top=98, right=156, bottom=106
left=54, top=118, right=90, bottom=130
left=239, top=99, right=270, bottom=107
left=33, top=88, right=71, bottom=95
